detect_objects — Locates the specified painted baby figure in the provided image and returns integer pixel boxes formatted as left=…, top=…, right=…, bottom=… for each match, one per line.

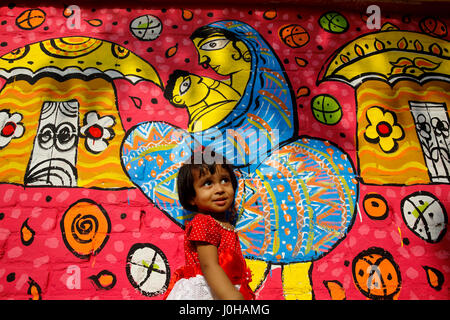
left=164, top=150, right=254, bottom=300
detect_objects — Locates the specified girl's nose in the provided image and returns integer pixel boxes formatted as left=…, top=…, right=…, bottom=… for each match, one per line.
left=214, top=182, right=225, bottom=193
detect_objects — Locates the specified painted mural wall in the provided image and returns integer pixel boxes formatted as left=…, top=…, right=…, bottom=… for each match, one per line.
left=0, top=1, right=448, bottom=300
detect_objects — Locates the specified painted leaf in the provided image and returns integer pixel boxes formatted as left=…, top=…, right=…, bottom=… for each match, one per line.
left=354, top=44, right=364, bottom=56
left=165, top=44, right=178, bottom=58
left=391, top=57, right=413, bottom=67
left=423, top=266, right=444, bottom=291
left=414, top=40, right=423, bottom=51
left=429, top=43, right=443, bottom=55
left=340, top=54, right=350, bottom=63
left=20, top=218, right=35, bottom=246
left=323, top=280, right=346, bottom=300
left=414, top=57, right=440, bottom=70
left=397, top=37, right=408, bottom=50
left=374, top=39, right=385, bottom=51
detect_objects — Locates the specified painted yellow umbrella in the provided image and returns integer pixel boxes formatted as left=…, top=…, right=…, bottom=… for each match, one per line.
left=318, top=23, right=450, bottom=87
left=0, top=36, right=162, bottom=87
left=0, top=36, right=162, bottom=189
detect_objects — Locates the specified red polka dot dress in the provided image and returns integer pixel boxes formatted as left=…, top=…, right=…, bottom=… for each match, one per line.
left=164, top=214, right=255, bottom=300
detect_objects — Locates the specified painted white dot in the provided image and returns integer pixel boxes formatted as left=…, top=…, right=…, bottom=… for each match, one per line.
left=406, top=267, right=419, bottom=279
left=45, top=237, right=59, bottom=249
left=106, top=254, right=117, bottom=264
left=114, top=241, right=124, bottom=252
left=8, top=247, right=23, bottom=259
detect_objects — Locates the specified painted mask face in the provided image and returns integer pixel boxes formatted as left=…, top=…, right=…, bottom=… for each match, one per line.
left=192, top=33, right=251, bottom=76
left=189, top=165, right=235, bottom=215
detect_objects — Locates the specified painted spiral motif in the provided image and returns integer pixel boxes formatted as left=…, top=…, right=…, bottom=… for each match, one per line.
left=60, top=199, right=111, bottom=259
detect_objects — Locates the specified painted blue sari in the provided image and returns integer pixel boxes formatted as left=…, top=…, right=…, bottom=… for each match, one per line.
left=192, top=21, right=297, bottom=173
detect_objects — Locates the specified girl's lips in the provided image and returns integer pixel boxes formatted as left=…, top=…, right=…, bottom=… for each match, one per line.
left=213, top=198, right=228, bottom=205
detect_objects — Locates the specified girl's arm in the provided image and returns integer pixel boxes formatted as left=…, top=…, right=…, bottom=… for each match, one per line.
left=196, top=242, right=244, bottom=300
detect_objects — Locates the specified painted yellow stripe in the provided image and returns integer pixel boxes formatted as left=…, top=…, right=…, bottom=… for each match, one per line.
left=357, top=144, right=423, bottom=158
left=361, top=161, right=428, bottom=175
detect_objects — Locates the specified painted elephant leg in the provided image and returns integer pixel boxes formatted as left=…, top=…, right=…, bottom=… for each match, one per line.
left=281, top=262, right=313, bottom=300
left=245, top=258, right=270, bottom=293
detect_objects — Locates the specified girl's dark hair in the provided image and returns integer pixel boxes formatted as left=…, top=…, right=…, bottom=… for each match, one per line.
left=177, top=150, right=238, bottom=212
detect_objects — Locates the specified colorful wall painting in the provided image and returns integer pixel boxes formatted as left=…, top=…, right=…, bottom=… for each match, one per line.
left=0, top=1, right=448, bottom=300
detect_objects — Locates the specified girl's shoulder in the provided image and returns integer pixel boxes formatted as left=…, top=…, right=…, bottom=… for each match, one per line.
left=185, top=213, right=221, bottom=246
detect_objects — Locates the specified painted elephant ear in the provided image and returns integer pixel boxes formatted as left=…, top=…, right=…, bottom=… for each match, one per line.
left=121, top=121, right=196, bottom=228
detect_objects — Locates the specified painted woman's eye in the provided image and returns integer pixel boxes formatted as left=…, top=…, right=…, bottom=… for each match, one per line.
left=200, top=38, right=230, bottom=51
left=179, top=77, right=191, bottom=95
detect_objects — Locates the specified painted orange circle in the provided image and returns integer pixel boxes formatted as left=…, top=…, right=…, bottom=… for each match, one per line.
left=420, top=17, right=448, bottom=38
left=60, top=199, right=111, bottom=259
left=279, top=24, right=309, bottom=48
left=352, top=247, right=401, bottom=300
left=16, top=9, right=46, bottom=30
left=362, top=193, right=388, bottom=220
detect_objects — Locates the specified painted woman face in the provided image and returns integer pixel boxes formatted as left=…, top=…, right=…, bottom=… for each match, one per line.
left=192, top=33, right=251, bottom=76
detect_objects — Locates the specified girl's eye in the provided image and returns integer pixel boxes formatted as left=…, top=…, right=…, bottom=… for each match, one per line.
left=200, top=38, right=230, bottom=51
left=203, top=180, right=212, bottom=187
left=179, top=77, right=191, bottom=95
left=221, top=178, right=229, bottom=184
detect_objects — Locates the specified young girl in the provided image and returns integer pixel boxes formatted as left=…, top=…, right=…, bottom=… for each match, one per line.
left=164, top=153, right=255, bottom=300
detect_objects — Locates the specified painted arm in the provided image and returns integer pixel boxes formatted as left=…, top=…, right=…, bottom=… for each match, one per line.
left=196, top=242, right=244, bottom=300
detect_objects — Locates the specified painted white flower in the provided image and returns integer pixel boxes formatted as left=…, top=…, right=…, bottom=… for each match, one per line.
left=0, top=110, right=24, bottom=149
left=431, top=117, right=449, bottom=138
left=80, top=111, right=115, bottom=154
left=415, top=114, right=431, bottom=140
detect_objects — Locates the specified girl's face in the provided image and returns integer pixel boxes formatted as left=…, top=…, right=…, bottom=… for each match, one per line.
left=189, top=165, right=235, bottom=215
